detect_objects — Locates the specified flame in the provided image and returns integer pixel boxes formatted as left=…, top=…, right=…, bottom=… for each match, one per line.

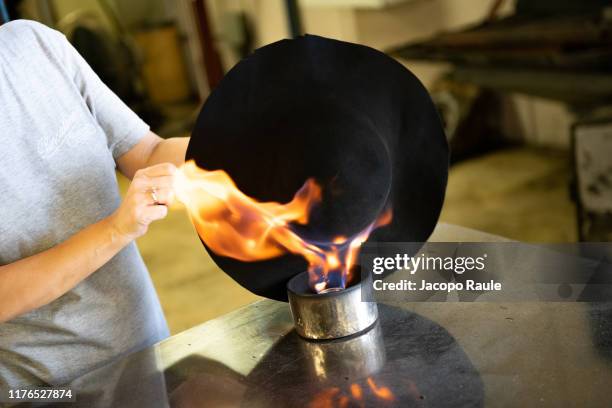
left=309, top=377, right=396, bottom=407
left=308, top=387, right=340, bottom=408
left=349, top=384, right=363, bottom=400
left=174, top=160, right=391, bottom=292
left=338, top=396, right=350, bottom=408
left=366, top=377, right=395, bottom=401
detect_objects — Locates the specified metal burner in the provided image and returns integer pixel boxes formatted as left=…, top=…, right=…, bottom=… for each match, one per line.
left=287, top=271, right=378, bottom=340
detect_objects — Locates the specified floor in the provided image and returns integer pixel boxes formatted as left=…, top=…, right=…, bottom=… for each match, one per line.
left=118, top=146, right=576, bottom=334
left=439, top=147, right=576, bottom=242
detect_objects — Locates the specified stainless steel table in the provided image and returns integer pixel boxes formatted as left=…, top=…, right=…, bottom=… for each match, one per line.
left=66, top=224, right=612, bottom=407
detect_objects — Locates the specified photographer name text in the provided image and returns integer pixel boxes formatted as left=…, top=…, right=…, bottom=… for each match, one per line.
left=373, top=279, right=502, bottom=292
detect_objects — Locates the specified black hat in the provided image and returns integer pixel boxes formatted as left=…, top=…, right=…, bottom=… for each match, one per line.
left=186, top=35, right=448, bottom=301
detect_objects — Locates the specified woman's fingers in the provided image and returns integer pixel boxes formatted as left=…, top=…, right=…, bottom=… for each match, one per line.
left=142, top=187, right=175, bottom=206
left=111, top=163, right=178, bottom=241
left=140, top=204, right=169, bottom=224
left=131, top=163, right=177, bottom=207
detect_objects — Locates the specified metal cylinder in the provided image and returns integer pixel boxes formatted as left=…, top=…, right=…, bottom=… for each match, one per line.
left=287, top=271, right=378, bottom=340
left=300, top=321, right=386, bottom=381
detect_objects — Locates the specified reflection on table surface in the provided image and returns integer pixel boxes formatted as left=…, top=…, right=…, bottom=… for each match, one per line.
left=65, top=225, right=612, bottom=407
left=66, top=299, right=612, bottom=408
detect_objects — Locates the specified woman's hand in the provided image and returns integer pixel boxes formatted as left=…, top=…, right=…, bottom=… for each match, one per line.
left=110, top=163, right=177, bottom=241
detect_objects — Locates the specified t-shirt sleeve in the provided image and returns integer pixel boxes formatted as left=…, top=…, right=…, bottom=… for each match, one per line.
left=46, top=26, right=149, bottom=160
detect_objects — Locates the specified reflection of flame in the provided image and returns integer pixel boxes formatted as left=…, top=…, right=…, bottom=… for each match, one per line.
left=175, top=160, right=391, bottom=292
left=308, top=387, right=340, bottom=408
left=366, top=377, right=394, bottom=401
left=309, top=377, right=396, bottom=407
left=350, top=383, right=363, bottom=400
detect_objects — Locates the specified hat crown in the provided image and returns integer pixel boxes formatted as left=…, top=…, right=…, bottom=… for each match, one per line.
left=186, top=35, right=448, bottom=300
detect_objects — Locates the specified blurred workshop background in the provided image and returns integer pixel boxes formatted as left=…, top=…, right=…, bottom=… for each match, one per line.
left=3, top=0, right=612, bottom=333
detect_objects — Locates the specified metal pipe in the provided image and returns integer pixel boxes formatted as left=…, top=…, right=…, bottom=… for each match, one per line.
left=300, top=321, right=386, bottom=381
left=287, top=271, right=378, bottom=340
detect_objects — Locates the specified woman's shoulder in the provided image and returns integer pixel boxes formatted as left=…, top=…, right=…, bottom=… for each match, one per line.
left=1, top=19, right=57, bottom=38
left=0, top=19, right=68, bottom=61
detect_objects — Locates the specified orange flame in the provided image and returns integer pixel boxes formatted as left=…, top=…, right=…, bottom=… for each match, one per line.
left=308, top=387, right=340, bottom=408
left=350, top=383, right=363, bottom=400
left=309, top=377, right=396, bottom=407
left=174, top=160, right=391, bottom=292
left=366, top=377, right=395, bottom=401
left=338, top=395, right=350, bottom=408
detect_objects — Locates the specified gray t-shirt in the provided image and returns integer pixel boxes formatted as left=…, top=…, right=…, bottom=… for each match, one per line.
left=0, top=20, right=169, bottom=388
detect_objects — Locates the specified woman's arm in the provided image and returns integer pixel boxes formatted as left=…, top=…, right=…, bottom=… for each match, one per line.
left=117, top=131, right=189, bottom=180
left=0, top=163, right=176, bottom=323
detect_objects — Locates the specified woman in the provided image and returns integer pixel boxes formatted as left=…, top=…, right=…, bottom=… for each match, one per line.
left=0, top=19, right=188, bottom=387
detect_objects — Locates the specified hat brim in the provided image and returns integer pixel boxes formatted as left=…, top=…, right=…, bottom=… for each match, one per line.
left=186, top=35, right=448, bottom=301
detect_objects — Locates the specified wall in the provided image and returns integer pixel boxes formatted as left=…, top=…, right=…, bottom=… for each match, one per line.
left=300, top=0, right=573, bottom=148
left=51, top=0, right=116, bottom=32
left=21, top=0, right=575, bottom=148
